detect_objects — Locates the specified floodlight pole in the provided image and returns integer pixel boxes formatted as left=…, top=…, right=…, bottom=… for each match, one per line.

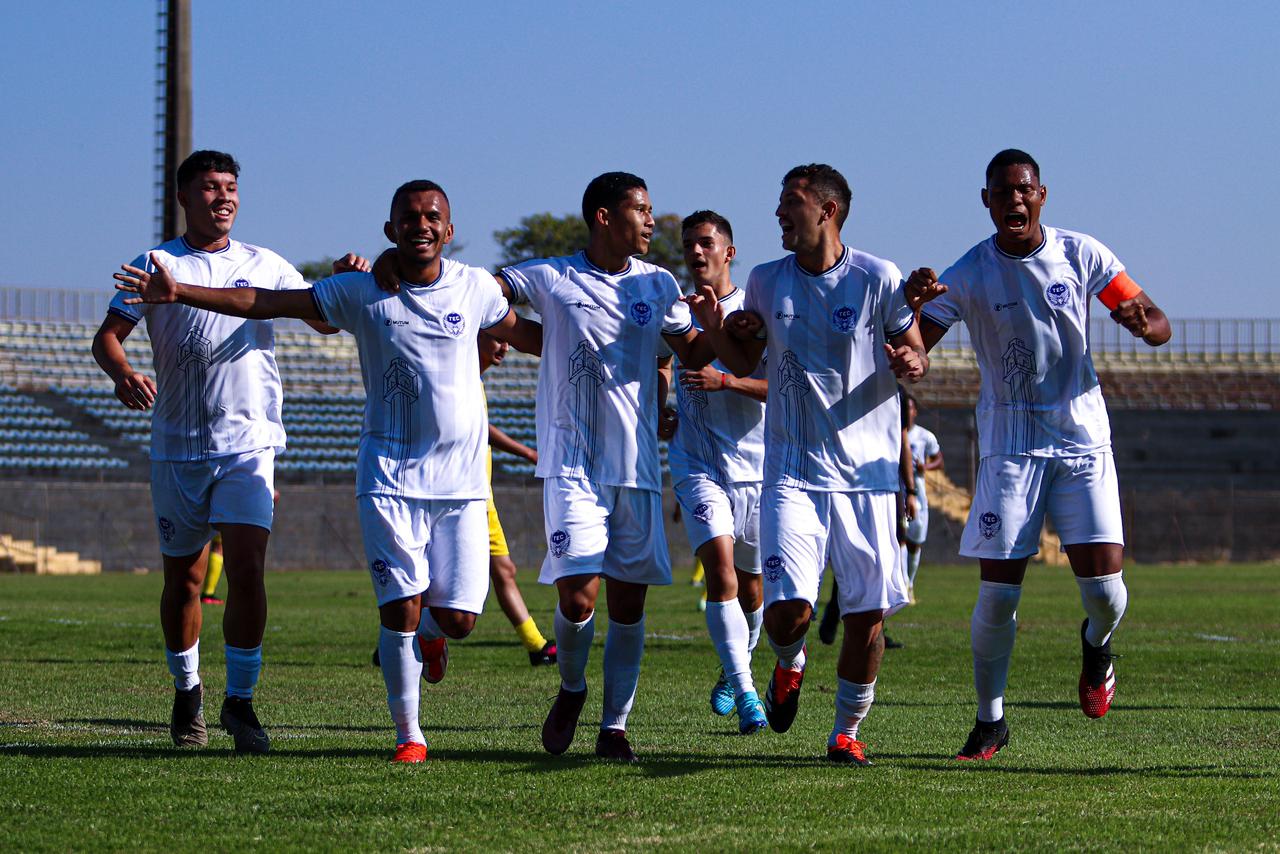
left=156, top=0, right=192, bottom=243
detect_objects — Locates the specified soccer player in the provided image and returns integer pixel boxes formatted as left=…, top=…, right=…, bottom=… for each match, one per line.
left=907, top=148, right=1171, bottom=761
left=903, top=393, right=943, bottom=602
left=93, top=150, right=335, bottom=753
left=115, top=179, right=542, bottom=763
left=689, top=164, right=927, bottom=765
left=669, top=210, right=769, bottom=733
left=199, top=534, right=225, bottom=605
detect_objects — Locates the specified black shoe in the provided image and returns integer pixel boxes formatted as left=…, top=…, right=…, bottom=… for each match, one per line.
left=170, top=683, right=208, bottom=748
left=884, top=633, right=905, bottom=650
left=1079, top=619, right=1117, bottom=719
left=541, top=686, right=587, bottom=755
left=595, top=728, right=639, bottom=763
left=371, top=646, right=380, bottom=667
left=955, top=717, right=1009, bottom=761
left=817, top=599, right=841, bottom=645
left=220, top=695, right=270, bottom=754
left=763, top=659, right=805, bottom=734
left=529, top=640, right=557, bottom=667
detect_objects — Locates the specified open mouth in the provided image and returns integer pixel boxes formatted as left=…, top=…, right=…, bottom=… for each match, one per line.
left=1004, top=212, right=1028, bottom=231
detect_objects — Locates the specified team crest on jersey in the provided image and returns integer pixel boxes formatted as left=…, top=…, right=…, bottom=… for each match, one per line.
left=371, top=559, right=391, bottom=586
left=443, top=312, right=466, bottom=337
left=831, top=305, right=857, bottom=332
left=630, top=300, right=653, bottom=326
left=1045, top=281, right=1071, bottom=309
left=157, top=517, right=175, bottom=543
left=979, top=512, right=1002, bottom=540
left=764, top=554, right=784, bottom=582
left=550, top=529, right=571, bottom=558
left=693, top=502, right=713, bottom=524
left=232, top=278, right=252, bottom=288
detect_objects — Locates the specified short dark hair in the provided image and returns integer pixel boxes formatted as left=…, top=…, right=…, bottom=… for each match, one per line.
left=176, top=150, right=239, bottom=189
left=390, top=180, right=449, bottom=219
left=582, top=172, right=647, bottom=229
left=985, top=149, right=1040, bottom=185
left=782, top=164, right=852, bottom=227
left=681, top=210, right=734, bottom=243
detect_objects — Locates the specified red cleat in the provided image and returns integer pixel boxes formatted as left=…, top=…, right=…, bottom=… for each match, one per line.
left=419, top=637, right=448, bottom=684
left=200, top=595, right=224, bottom=606
left=1079, top=620, right=1116, bottom=719
left=392, top=742, right=427, bottom=763
left=763, top=654, right=806, bottom=734
left=826, top=734, right=871, bottom=766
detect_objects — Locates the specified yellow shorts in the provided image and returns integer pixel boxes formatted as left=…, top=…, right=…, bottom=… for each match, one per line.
left=485, top=448, right=509, bottom=557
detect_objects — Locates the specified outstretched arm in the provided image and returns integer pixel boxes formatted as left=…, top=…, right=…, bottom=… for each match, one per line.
left=679, top=364, right=768, bottom=403
left=115, top=253, right=324, bottom=321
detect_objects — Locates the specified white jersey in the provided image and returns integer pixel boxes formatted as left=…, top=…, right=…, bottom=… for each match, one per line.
left=921, top=227, right=1125, bottom=458
left=107, top=237, right=308, bottom=462
left=907, top=424, right=940, bottom=506
left=311, top=260, right=510, bottom=500
left=669, top=286, right=765, bottom=485
left=503, top=252, right=692, bottom=492
left=745, top=246, right=915, bottom=493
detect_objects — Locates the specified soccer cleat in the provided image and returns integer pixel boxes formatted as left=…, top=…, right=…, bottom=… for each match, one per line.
left=392, top=742, right=427, bottom=763
left=170, top=683, right=208, bottom=748
left=1079, top=619, right=1116, bottom=719
left=763, top=655, right=806, bottom=734
left=709, top=668, right=735, bottom=717
left=955, top=717, right=1009, bottom=761
left=541, top=686, right=588, bottom=755
left=817, top=599, right=840, bottom=645
left=220, top=695, right=271, bottom=755
left=884, top=633, right=905, bottom=650
left=419, top=636, right=448, bottom=684
left=371, top=647, right=380, bottom=667
left=826, top=734, right=871, bottom=766
left=595, top=728, right=639, bottom=763
left=529, top=640, right=557, bottom=667
left=199, top=595, right=224, bottom=606
left=735, top=690, right=768, bottom=734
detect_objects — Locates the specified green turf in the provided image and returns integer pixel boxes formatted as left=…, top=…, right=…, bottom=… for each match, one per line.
left=2, top=563, right=1277, bottom=852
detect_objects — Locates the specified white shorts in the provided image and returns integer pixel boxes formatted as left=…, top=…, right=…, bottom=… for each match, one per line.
left=150, top=448, right=276, bottom=557
left=760, top=485, right=907, bottom=617
left=539, top=476, right=672, bottom=586
left=905, top=501, right=929, bottom=545
left=358, top=494, right=490, bottom=611
left=961, top=451, right=1124, bottom=560
left=673, top=475, right=762, bottom=573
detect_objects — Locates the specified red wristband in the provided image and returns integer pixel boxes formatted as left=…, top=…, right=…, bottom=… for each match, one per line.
left=720, top=372, right=727, bottom=389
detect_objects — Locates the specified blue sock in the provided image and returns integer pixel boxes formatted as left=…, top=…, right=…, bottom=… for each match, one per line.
left=225, top=644, right=262, bottom=700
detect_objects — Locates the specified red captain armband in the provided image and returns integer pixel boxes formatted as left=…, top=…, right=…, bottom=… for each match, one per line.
left=1097, top=271, right=1143, bottom=310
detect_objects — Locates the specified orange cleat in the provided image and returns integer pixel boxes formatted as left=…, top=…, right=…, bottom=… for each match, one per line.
left=392, top=742, right=427, bottom=763
left=826, top=734, right=871, bottom=766
left=419, top=637, right=448, bottom=684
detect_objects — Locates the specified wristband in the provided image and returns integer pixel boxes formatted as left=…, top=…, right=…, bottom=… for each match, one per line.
left=720, top=372, right=727, bottom=389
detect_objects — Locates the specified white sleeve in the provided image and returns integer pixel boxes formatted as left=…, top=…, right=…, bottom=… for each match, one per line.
left=477, top=274, right=512, bottom=330
left=743, top=267, right=768, bottom=340
left=275, top=257, right=309, bottom=292
left=499, top=259, right=549, bottom=311
left=926, top=431, right=940, bottom=456
left=920, top=262, right=965, bottom=330
left=1081, top=236, right=1126, bottom=298
left=106, top=252, right=153, bottom=324
left=309, top=273, right=366, bottom=333
left=881, top=266, right=915, bottom=338
left=661, top=275, right=692, bottom=335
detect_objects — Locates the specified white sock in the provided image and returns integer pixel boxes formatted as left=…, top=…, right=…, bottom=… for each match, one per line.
left=1077, top=573, right=1128, bottom=646
left=554, top=607, right=595, bottom=693
left=768, top=632, right=807, bottom=672
left=601, top=617, right=645, bottom=731
left=224, top=644, right=261, bottom=699
left=971, top=581, right=1021, bottom=723
left=379, top=626, right=424, bottom=746
left=744, top=604, right=763, bottom=655
left=705, top=599, right=755, bottom=696
left=165, top=640, right=200, bottom=692
left=907, top=548, right=922, bottom=586
left=830, top=678, right=875, bottom=744
left=416, top=607, right=444, bottom=642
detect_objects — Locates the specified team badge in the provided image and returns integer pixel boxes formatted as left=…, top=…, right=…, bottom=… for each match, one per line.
left=764, top=554, right=784, bottom=583
left=979, top=511, right=1002, bottom=540
left=443, top=312, right=466, bottom=337
left=232, top=278, right=252, bottom=288
left=630, top=300, right=653, bottom=326
left=831, top=305, right=857, bottom=332
left=1045, top=281, right=1071, bottom=308
left=157, top=517, right=174, bottom=543
left=693, top=502, right=713, bottom=524
left=371, top=559, right=391, bottom=586
left=550, top=529, right=571, bottom=558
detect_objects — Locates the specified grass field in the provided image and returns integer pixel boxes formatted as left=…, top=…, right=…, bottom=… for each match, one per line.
left=2, top=562, right=1277, bottom=851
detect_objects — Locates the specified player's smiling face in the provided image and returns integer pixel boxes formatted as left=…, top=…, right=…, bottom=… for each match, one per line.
left=385, top=190, right=454, bottom=279
left=682, top=222, right=735, bottom=290
left=605, top=188, right=656, bottom=257
left=983, top=163, right=1047, bottom=255
left=178, top=170, right=238, bottom=247
left=776, top=178, right=826, bottom=254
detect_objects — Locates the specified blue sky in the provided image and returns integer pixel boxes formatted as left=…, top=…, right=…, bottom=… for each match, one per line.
left=3, top=1, right=1277, bottom=319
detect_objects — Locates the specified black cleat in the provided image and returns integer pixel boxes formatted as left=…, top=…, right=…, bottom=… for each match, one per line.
left=1079, top=619, right=1117, bottom=718
left=884, top=633, right=905, bottom=650
left=763, top=659, right=806, bottom=734
left=529, top=640, right=557, bottom=667
left=371, top=646, right=380, bottom=667
left=220, top=695, right=271, bottom=754
left=541, top=686, right=587, bottom=755
left=955, top=717, right=1009, bottom=761
left=595, top=728, right=639, bottom=763
left=170, top=683, right=208, bottom=748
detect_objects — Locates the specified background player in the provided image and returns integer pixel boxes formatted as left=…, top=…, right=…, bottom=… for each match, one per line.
left=908, top=148, right=1171, bottom=761
left=669, top=210, right=769, bottom=734
left=116, top=179, right=542, bottom=763
left=903, top=393, right=942, bottom=602
left=689, top=164, right=927, bottom=765
left=93, top=150, right=334, bottom=754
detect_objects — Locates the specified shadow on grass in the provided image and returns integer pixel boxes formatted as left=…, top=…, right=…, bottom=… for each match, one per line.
left=882, top=755, right=1278, bottom=780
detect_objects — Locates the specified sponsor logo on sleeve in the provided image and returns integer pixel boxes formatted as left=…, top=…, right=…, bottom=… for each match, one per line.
left=693, top=502, right=713, bottom=524
left=979, top=511, right=1002, bottom=540
left=550, top=529, right=571, bottom=558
